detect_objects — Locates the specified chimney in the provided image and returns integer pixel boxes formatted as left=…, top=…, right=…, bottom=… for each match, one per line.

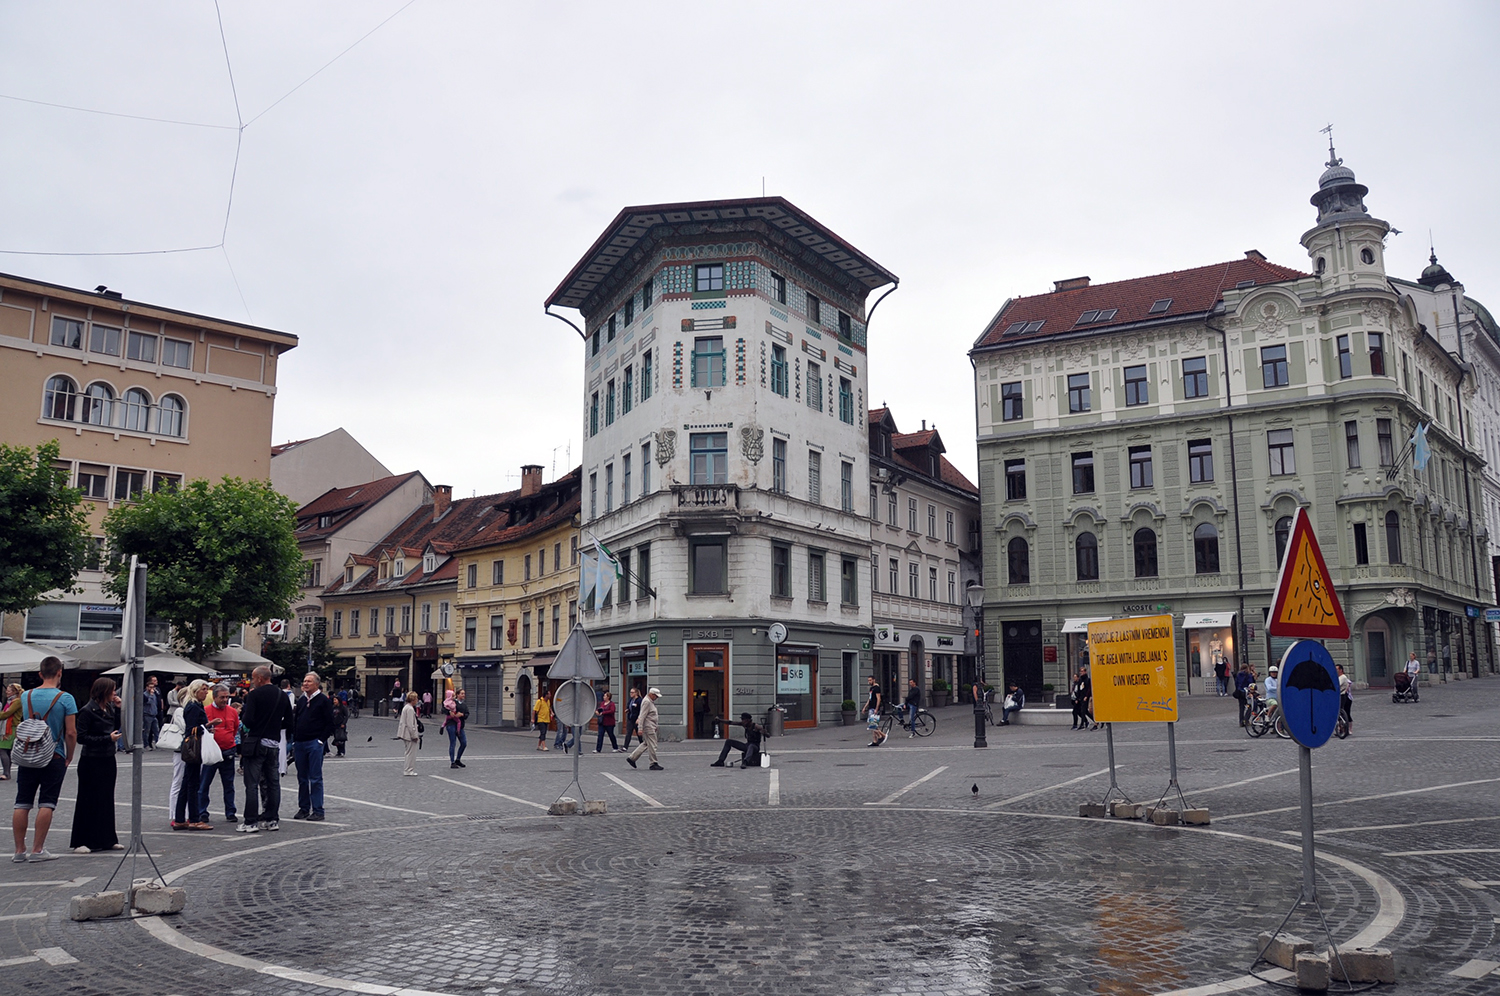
left=432, top=484, right=452, bottom=521
left=520, top=464, right=543, bottom=496
left=1244, top=249, right=1266, bottom=262
left=1054, top=276, right=1090, bottom=292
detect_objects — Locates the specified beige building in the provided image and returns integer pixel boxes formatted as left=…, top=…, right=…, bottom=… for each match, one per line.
left=271, top=427, right=392, bottom=508
left=0, top=271, right=297, bottom=646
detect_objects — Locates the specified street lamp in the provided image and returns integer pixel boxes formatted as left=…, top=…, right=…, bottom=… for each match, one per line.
left=966, top=581, right=987, bottom=749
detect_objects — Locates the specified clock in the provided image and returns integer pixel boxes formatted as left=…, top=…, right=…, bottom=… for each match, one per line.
left=768, top=623, right=787, bottom=645
left=441, top=662, right=455, bottom=677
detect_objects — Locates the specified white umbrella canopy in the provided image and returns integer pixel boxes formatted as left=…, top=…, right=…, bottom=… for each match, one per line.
left=202, top=643, right=273, bottom=672
left=0, top=638, right=55, bottom=672
left=62, top=636, right=166, bottom=666
left=103, top=649, right=217, bottom=676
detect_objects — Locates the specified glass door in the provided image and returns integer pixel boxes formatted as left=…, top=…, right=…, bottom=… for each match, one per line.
left=689, top=644, right=727, bottom=739
left=776, top=646, right=818, bottom=728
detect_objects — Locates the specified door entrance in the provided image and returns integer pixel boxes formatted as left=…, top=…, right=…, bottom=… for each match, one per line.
left=515, top=672, right=532, bottom=729
left=776, top=645, right=818, bottom=729
left=689, top=644, right=727, bottom=739
left=1001, top=619, right=1044, bottom=699
left=1366, top=623, right=1389, bottom=685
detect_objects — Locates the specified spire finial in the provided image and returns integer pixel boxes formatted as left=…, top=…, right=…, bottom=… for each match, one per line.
left=1319, top=123, right=1341, bottom=168
left=1429, top=230, right=1438, bottom=266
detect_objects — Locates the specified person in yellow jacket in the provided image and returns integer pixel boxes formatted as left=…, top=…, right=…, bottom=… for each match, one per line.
left=533, top=693, right=552, bottom=751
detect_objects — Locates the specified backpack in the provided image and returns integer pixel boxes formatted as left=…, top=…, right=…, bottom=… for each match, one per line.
left=12, top=690, right=62, bottom=769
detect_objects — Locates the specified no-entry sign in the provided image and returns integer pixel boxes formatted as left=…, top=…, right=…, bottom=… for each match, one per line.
left=1087, top=614, right=1178, bottom=723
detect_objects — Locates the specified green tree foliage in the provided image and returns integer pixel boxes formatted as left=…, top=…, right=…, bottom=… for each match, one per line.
left=103, top=477, right=302, bottom=661
left=0, top=440, right=92, bottom=613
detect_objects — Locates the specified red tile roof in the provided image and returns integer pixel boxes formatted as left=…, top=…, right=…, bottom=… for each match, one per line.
left=270, top=439, right=308, bottom=457
left=973, top=254, right=1307, bottom=350
left=295, top=472, right=427, bottom=542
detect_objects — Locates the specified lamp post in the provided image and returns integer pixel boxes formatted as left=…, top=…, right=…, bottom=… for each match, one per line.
left=966, top=581, right=987, bottom=749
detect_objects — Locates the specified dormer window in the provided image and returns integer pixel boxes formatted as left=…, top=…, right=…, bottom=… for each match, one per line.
left=1075, top=309, right=1117, bottom=325
left=424, top=552, right=436, bottom=574
left=930, top=453, right=940, bottom=476
left=318, top=514, right=333, bottom=528
left=379, top=562, right=388, bottom=580
left=394, top=559, right=405, bottom=578
left=345, top=566, right=354, bottom=583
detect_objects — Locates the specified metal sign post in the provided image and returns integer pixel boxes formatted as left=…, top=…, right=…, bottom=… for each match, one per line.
left=548, top=625, right=607, bottom=809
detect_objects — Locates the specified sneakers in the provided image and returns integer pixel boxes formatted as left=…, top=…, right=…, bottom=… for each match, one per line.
left=709, top=761, right=725, bottom=767
left=626, top=757, right=637, bottom=768
left=450, top=762, right=460, bottom=768
left=11, top=851, right=27, bottom=863
left=236, top=821, right=259, bottom=833
left=455, top=760, right=465, bottom=768
left=260, top=820, right=280, bottom=831
left=28, top=849, right=58, bottom=862
left=292, top=810, right=309, bottom=820
left=307, top=813, right=324, bottom=822
left=648, top=763, right=664, bottom=771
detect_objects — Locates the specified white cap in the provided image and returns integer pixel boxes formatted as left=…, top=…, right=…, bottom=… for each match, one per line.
left=647, top=687, right=661, bottom=697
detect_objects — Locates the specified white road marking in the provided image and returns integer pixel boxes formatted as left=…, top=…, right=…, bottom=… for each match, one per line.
left=1215, top=776, right=1500, bottom=821
left=0, top=955, right=40, bottom=968
left=1449, top=959, right=1500, bottom=979
left=322, top=794, right=462, bottom=818
left=33, top=947, right=77, bottom=966
left=1188, top=768, right=1297, bottom=795
left=1383, top=847, right=1500, bottom=857
left=429, top=775, right=547, bottom=810
left=601, top=772, right=665, bottom=808
left=986, top=766, right=1111, bottom=810
left=1280, top=814, right=1500, bottom=836
left=1152, top=967, right=1293, bottom=995
left=0, top=876, right=94, bottom=889
left=866, top=766, right=949, bottom=806
left=0, top=912, right=48, bottom=922
left=768, top=769, right=780, bottom=806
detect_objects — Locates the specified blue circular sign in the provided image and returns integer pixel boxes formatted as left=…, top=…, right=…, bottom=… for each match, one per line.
left=1276, top=640, right=1341, bottom=749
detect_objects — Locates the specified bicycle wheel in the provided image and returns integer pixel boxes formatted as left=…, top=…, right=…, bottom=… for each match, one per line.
left=1334, top=715, right=1350, bottom=739
left=1248, top=710, right=1270, bottom=738
left=1273, top=713, right=1291, bottom=739
left=878, top=714, right=894, bottom=742
left=913, top=712, right=935, bottom=737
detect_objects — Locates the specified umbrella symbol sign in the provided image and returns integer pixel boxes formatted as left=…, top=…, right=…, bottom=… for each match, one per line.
left=1276, top=640, right=1341, bottom=749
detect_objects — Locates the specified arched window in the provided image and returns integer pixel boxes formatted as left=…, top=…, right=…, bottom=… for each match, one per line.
left=83, top=382, right=114, bottom=426
left=157, top=394, right=185, bottom=437
left=1194, top=522, right=1220, bottom=574
left=121, top=388, right=152, bottom=432
left=1007, top=536, right=1030, bottom=585
left=1385, top=511, right=1402, bottom=564
left=1075, top=531, right=1099, bottom=581
left=1275, top=515, right=1293, bottom=565
left=1133, top=528, right=1158, bottom=578
left=43, top=376, right=78, bottom=421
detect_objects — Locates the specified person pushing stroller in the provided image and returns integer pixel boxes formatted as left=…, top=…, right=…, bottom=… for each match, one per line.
left=708, top=712, right=764, bottom=768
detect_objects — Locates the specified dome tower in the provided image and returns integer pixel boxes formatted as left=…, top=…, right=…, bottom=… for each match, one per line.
left=1300, top=131, right=1392, bottom=287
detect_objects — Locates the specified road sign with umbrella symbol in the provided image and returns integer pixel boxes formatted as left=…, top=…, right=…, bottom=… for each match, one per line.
left=1276, top=640, right=1341, bottom=749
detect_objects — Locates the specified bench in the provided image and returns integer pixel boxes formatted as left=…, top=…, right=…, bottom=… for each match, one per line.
left=1012, top=705, right=1076, bottom=726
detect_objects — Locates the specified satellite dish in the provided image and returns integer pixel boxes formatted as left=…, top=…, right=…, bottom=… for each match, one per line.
left=768, top=623, right=787, bottom=645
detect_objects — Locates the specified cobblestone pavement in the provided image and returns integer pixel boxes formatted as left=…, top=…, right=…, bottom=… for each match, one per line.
left=2, top=679, right=1496, bottom=995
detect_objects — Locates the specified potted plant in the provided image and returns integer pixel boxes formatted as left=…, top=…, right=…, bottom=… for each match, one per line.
left=840, top=699, right=858, bottom=725
left=931, top=679, right=950, bottom=708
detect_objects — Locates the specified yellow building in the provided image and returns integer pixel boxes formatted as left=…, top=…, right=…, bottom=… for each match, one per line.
left=450, top=465, right=582, bottom=727
left=0, top=271, right=296, bottom=645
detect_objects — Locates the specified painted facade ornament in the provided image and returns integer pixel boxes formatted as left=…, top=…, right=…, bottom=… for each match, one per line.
left=1384, top=587, right=1415, bottom=608
left=740, top=424, right=764, bottom=463
left=1253, top=301, right=1283, bottom=337
left=654, top=429, right=675, bottom=466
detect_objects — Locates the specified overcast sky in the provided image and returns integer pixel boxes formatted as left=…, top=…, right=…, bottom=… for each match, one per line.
left=3, top=2, right=1497, bottom=496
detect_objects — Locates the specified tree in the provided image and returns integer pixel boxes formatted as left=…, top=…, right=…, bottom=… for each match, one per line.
left=0, top=440, right=92, bottom=613
left=103, top=477, right=302, bottom=661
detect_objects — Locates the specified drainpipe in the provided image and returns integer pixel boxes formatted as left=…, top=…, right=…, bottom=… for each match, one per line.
left=1207, top=308, right=1250, bottom=675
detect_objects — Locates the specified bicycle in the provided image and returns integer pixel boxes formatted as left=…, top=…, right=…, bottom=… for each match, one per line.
left=1333, top=708, right=1351, bottom=740
left=1245, top=696, right=1289, bottom=738
left=879, top=706, right=935, bottom=740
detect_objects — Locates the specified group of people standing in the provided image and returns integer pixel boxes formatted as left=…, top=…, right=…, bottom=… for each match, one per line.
left=397, top=687, right=469, bottom=774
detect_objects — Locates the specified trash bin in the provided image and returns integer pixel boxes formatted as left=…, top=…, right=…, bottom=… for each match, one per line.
left=765, top=706, right=785, bottom=738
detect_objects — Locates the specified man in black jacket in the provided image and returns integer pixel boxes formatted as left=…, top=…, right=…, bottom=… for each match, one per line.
left=238, top=666, right=292, bottom=833
left=291, top=672, right=335, bottom=822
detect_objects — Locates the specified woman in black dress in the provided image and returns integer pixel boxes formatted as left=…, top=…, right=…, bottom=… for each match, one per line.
left=70, top=677, right=123, bottom=853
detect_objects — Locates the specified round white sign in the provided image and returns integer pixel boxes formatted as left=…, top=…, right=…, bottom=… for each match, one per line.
left=768, top=622, right=787, bottom=645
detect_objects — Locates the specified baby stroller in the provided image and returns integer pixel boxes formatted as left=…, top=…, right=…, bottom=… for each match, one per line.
left=1392, top=671, right=1419, bottom=703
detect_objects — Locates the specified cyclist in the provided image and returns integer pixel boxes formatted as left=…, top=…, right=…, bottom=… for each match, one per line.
left=1336, top=664, right=1353, bottom=734
left=1262, top=665, right=1281, bottom=726
left=903, top=679, right=922, bottom=737
left=865, top=677, right=885, bottom=747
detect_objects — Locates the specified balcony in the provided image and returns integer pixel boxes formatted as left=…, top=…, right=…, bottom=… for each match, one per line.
left=670, top=483, right=741, bottom=535
left=674, top=483, right=739, bottom=509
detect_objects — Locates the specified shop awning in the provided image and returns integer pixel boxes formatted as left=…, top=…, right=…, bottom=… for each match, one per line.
left=456, top=656, right=504, bottom=669
left=1182, top=612, right=1236, bottom=630
left=1061, top=617, right=1112, bottom=633
left=521, top=653, right=557, bottom=669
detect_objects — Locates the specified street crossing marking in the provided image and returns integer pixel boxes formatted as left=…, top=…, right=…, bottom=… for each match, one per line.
left=768, top=769, right=780, bottom=806
left=1282, top=814, right=1500, bottom=836
left=986, top=766, right=1111, bottom=810
left=0, top=876, right=94, bottom=889
left=866, top=766, right=948, bottom=806
left=1383, top=848, right=1500, bottom=857
left=1190, top=768, right=1297, bottom=795
left=0, top=912, right=47, bottom=922
left=602, top=772, right=665, bottom=808
left=429, top=775, right=547, bottom=810
left=1215, top=776, right=1500, bottom=821
left=33, top=947, right=77, bottom=966
left=1449, top=959, right=1500, bottom=979
left=322, top=794, right=463, bottom=819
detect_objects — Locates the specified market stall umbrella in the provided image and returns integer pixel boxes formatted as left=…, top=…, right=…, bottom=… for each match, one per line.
left=103, top=649, right=216, bottom=677
left=0, top=638, right=55, bottom=672
left=203, top=643, right=278, bottom=675
left=63, top=635, right=165, bottom=667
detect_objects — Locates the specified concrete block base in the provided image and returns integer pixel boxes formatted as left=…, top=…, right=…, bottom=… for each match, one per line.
left=548, top=797, right=579, bottom=816
left=69, top=891, right=126, bottom=921
left=130, top=883, right=186, bottom=915
left=582, top=799, right=607, bottom=815
left=1078, top=803, right=1108, bottom=818
left=1014, top=707, right=1074, bottom=726
left=1111, top=802, right=1141, bottom=819
left=1258, top=932, right=1313, bottom=971
left=1183, top=808, right=1211, bottom=825
left=1295, top=952, right=1330, bottom=992
left=1329, top=946, right=1396, bottom=983
left=1151, top=808, right=1181, bottom=826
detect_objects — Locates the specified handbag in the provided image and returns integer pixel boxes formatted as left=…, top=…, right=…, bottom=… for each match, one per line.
left=11, top=691, right=62, bottom=769
left=156, top=713, right=185, bottom=752
left=180, top=728, right=203, bottom=764
left=200, top=732, right=224, bottom=767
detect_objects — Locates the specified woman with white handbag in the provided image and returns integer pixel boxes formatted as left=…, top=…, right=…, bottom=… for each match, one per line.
left=167, top=679, right=215, bottom=831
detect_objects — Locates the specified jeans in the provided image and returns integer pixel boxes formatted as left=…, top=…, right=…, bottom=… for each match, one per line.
left=1002, top=703, right=1022, bottom=724
left=595, top=724, right=618, bottom=751
left=142, top=715, right=160, bottom=747
left=241, top=742, right=281, bottom=823
left=173, top=760, right=203, bottom=823
left=554, top=724, right=573, bottom=749
left=197, top=748, right=237, bottom=820
left=447, top=725, right=467, bottom=763
left=293, top=740, right=325, bottom=816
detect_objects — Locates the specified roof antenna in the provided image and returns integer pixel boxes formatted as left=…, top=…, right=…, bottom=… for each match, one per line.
left=761, top=176, right=765, bottom=197
left=1319, top=123, right=1340, bottom=168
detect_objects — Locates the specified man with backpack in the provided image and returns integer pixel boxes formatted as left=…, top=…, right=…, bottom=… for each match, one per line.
left=11, top=656, right=77, bottom=862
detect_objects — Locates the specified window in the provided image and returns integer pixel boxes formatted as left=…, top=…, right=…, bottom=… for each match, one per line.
left=689, top=432, right=727, bottom=485
left=161, top=338, right=192, bottom=369
left=1337, top=335, right=1352, bottom=378
left=838, top=311, right=852, bottom=339
left=386, top=606, right=396, bottom=634
left=869, top=484, right=879, bottom=520
left=492, top=560, right=504, bottom=585
left=946, top=511, right=955, bottom=543
left=1076, top=532, right=1099, bottom=581
left=84, top=382, right=114, bottom=426
left=624, top=297, right=634, bottom=326
left=772, top=272, right=786, bottom=304
left=1194, top=523, right=1220, bottom=574
left=126, top=331, right=156, bottom=362
left=89, top=324, right=122, bottom=356
left=908, top=496, right=918, bottom=531
left=641, top=277, right=653, bottom=308
left=1386, top=511, right=1402, bottom=564
left=570, top=536, right=578, bottom=566
left=1275, top=516, right=1293, bottom=566
left=50, top=316, right=83, bottom=349
left=1268, top=429, right=1295, bottom=475
left=1071, top=452, right=1094, bottom=494
left=552, top=605, right=561, bottom=644
left=1005, top=459, right=1026, bottom=500
left=43, top=376, right=77, bottom=421
left=1007, top=537, right=1030, bottom=585
left=840, top=461, right=854, bottom=513
left=641, top=442, right=651, bottom=493
left=1377, top=419, right=1394, bottom=466
left=1129, top=446, right=1153, bottom=488
left=554, top=543, right=562, bottom=572
left=400, top=605, right=411, bottom=633
left=616, top=549, right=629, bottom=602
left=807, top=294, right=821, bottom=325
left=695, top=263, right=724, bottom=293
left=605, top=380, right=616, bottom=425
left=589, top=472, right=597, bottom=519
left=771, top=345, right=789, bottom=396
left=808, top=450, right=821, bottom=503
left=908, top=562, right=919, bottom=597
left=1133, top=528, right=1158, bottom=578
left=772, top=543, right=791, bottom=597
left=1124, top=365, right=1148, bottom=406
left=568, top=600, right=577, bottom=630
left=808, top=550, right=826, bottom=602
left=605, top=464, right=614, bottom=513
left=838, top=377, right=854, bottom=423
left=1419, top=372, right=1427, bottom=410
left=1345, top=422, right=1361, bottom=469
left=467, top=563, right=477, bottom=588
left=841, top=556, right=858, bottom=605
left=622, top=454, right=632, bottom=503
left=151, top=472, right=180, bottom=493
left=690, top=538, right=726, bottom=594
left=1001, top=381, right=1024, bottom=421
left=1261, top=345, right=1289, bottom=387
left=522, top=612, right=531, bottom=648
left=1188, top=439, right=1213, bottom=483
left=1353, top=523, right=1369, bottom=565
left=1402, top=353, right=1412, bottom=393
left=928, top=566, right=938, bottom=600
left=947, top=571, right=956, bottom=602
left=75, top=465, right=107, bottom=498
left=439, top=601, right=449, bottom=630
left=1182, top=356, right=1208, bottom=398
left=420, top=603, right=430, bottom=633
left=465, top=617, right=477, bottom=652
left=807, top=361, right=822, bottom=411
left=623, top=366, right=633, bottom=414
left=691, top=336, right=725, bottom=388
left=1068, top=373, right=1091, bottom=412
left=524, top=554, right=532, bottom=581
left=635, top=544, right=650, bottom=598
left=886, top=489, right=897, bottom=526
left=772, top=438, right=786, bottom=492
left=589, top=392, right=599, bottom=436
left=1149, top=298, right=1173, bottom=314
left=349, top=609, right=360, bottom=638
left=1368, top=332, right=1385, bottom=376
left=641, top=350, right=652, bottom=400
left=888, top=558, right=898, bottom=593
left=114, top=469, right=145, bottom=502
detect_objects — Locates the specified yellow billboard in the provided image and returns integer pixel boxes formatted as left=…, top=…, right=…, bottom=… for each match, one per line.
left=1086, top=614, right=1179, bottom=723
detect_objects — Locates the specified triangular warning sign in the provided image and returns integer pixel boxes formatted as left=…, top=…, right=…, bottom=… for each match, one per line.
left=548, top=624, right=608, bottom=681
left=1268, top=508, right=1350, bottom=639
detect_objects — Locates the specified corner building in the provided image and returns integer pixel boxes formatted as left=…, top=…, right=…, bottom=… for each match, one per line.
left=548, top=198, right=897, bottom=738
left=969, top=151, right=1493, bottom=698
